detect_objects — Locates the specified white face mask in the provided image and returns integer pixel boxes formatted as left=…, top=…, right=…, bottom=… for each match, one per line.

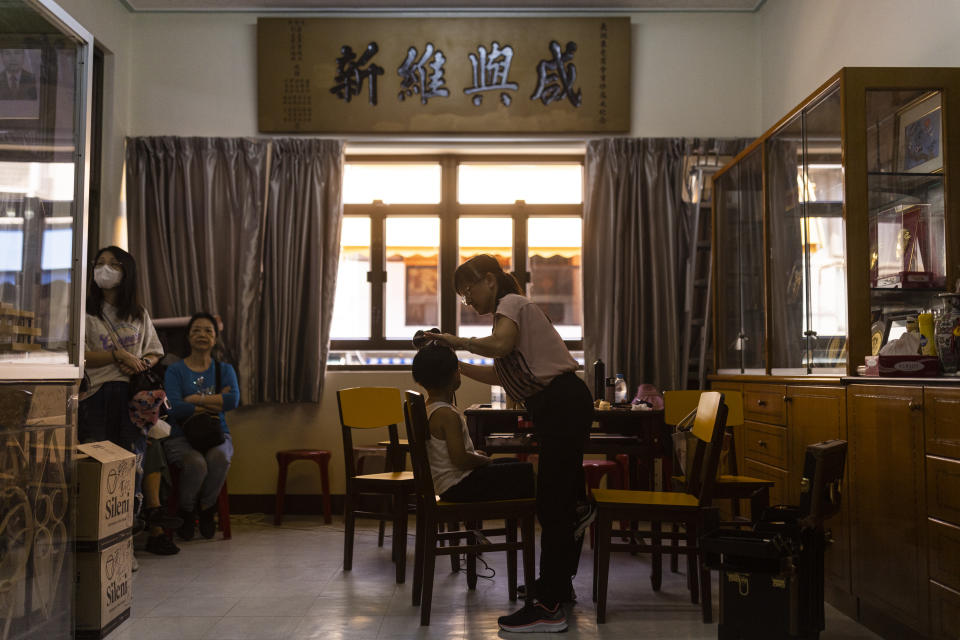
left=93, top=265, right=123, bottom=290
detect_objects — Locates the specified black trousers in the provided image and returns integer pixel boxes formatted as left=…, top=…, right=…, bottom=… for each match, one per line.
left=525, top=371, right=593, bottom=606
left=440, top=458, right=535, bottom=502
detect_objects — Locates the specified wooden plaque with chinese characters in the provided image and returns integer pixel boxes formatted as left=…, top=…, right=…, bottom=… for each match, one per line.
left=257, top=17, right=630, bottom=134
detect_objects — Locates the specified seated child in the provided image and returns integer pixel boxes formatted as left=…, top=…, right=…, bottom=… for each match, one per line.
left=411, top=343, right=534, bottom=502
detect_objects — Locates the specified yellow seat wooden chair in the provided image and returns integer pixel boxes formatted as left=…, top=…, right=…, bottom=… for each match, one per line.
left=403, top=391, right=536, bottom=626
left=591, top=391, right=728, bottom=624
left=338, top=386, right=416, bottom=584
left=666, top=390, right=773, bottom=550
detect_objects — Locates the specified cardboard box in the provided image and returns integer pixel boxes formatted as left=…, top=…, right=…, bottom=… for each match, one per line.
left=75, top=534, right=132, bottom=638
left=877, top=355, right=940, bottom=377
left=75, top=441, right=135, bottom=546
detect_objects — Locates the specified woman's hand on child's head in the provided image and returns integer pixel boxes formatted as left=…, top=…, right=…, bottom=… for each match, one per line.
left=424, top=332, right=461, bottom=349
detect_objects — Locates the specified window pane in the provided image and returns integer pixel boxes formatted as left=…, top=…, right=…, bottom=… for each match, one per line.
left=458, top=217, right=512, bottom=334
left=528, top=217, right=582, bottom=340
left=385, top=217, right=440, bottom=340
left=458, top=164, right=582, bottom=204
left=343, top=163, right=441, bottom=204
left=330, top=217, right=370, bottom=339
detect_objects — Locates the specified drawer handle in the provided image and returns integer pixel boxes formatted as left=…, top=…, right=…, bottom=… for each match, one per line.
left=756, top=400, right=767, bottom=407
left=757, top=440, right=767, bottom=448
left=783, top=395, right=791, bottom=403
left=908, top=402, right=922, bottom=411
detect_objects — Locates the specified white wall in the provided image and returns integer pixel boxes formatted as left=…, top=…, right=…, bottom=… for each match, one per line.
left=758, top=0, right=960, bottom=130
left=630, top=12, right=759, bottom=137
left=56, top=0, right=133, bottom=249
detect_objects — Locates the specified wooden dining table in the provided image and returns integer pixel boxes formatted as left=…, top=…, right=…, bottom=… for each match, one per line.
left=463, top=403, right=673, bottom=491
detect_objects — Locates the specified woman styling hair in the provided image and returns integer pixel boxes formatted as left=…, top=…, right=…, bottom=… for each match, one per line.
left=424, top=254, right=593, bottom=634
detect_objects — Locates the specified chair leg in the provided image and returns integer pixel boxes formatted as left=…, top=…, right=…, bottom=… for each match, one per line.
left=520, top=514, right=536, bottom=606
left=343, top=494, right=355, bottom=571
left=506, top=518, right=518, bottom=601
left=317, top=458, right=332, bottom=524
left=670, top=522, right=680, bottom=573
left=595, top=509, right=613, bottom=624
left=420, top=518, right=438, bottom=626
left=273, top=458, right=288, bottom=526
left=394, top=490, right=408, bottom=584
left=687, top=522, right=699, bottom=604
left=446, top=521, right=461, bottom=572
left=412, top=501, right=426, bottom=606
left=217, top=482, right=231, bottom=539
left=466, top=519, right=478, bottom=590
left=700, top=544, right=713, bottom=623
left=650, top=520, right=662, bottom=591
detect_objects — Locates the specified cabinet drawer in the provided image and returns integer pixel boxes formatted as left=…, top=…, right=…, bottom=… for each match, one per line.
left=744, top=421, right=789, bottom=468
left=927, top=456, right=960, bottom=524
left=929, top=518, right=960, bottom=592
left=926, top=387, right=960, bottom=460
left=930, top=580, right=960, bottom=640
left=742, top=458, right=789, bottom=506
left=743, top=385, right=786, bottom=425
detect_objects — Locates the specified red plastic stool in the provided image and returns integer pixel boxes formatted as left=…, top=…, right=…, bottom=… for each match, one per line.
left=274, top=449, right=332, bottom=525
left=166, top=468, right=231, bottom=539
left=583, top=459, right=624, bottom=548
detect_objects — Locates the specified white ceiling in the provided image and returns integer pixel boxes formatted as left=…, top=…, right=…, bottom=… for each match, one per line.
left=122, top=0, right=764, bottom=12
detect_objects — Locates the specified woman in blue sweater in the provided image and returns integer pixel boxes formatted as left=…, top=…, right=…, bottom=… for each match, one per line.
left=163, top=312, right=239, bottom=540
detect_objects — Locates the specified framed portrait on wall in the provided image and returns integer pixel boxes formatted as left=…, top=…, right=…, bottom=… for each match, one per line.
left=897, top=91, right=942, bottom=174
left=0, top=46, right=42, bottom=120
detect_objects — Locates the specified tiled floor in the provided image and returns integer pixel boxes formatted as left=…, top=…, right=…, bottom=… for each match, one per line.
left=112, top=515, right=881, bottom=639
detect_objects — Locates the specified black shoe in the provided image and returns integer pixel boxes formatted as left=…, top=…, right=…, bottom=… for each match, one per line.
left=516, top=579, right=576, bottom=603
left=198, top=505, right=217, bottom=539
left=177, top=509, right=196, bottom=541
left=498, top=601, right=567, bottom=633
left=144, top=506, right=183, bottom=530
left=132, top=516, right=147, bottom=534
left=145, top=534, right=180, bottom=555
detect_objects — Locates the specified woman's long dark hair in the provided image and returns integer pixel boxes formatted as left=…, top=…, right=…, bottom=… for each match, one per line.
left=454, top=254, right=522, bottom=302
left=86, top=246, right=142, bottom=321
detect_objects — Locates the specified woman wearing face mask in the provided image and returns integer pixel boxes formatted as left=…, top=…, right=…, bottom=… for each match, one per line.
left=424, top=254, right=594, bottom=634
left=80, top=246, right=164, bottom=513
left=162, top=312, right=239, bottom=541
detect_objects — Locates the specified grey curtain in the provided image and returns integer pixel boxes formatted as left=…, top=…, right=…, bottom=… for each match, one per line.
left=583, top=138, right=749, bottom=393
left=126, top=137, right=268, bottom=400
left=584, top=138, right=686, bottom=394
left=259, top=139, right=344, bottom=403
left=126, top=136, right=344, bottom=404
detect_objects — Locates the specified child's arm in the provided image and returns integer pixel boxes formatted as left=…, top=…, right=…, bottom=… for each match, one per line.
left=458, top=362, right=501, bottom=386
left=430, top=408, right=490, bottom=471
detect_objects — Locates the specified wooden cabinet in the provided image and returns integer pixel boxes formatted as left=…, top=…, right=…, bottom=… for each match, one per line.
left=737, top=383, right=792, bottom=507
left=926, top=386, right=960, bottom=639
left=848, top=384, right=929, bottom=636
left=713, top=68, right=960, bottom=377
left=709, top=377, right=959, bottom=638
left=786, top=386, right=851, bottom=599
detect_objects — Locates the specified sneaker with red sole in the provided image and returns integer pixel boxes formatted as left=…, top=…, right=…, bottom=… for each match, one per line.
left=497, top=601, right=567, bottom=633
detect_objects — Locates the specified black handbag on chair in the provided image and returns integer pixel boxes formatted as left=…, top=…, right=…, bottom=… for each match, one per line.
left=181, top=361, right=226, bottom=453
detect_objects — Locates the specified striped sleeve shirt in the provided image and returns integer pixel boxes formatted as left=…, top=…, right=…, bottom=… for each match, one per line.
left=492, top=293, right=577, bottom=402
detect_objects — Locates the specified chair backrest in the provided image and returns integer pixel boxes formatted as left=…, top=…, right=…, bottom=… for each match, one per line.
left=664, top=389, right=742, bottom=428
left=337, top=387, right=405, bottom=483
left=686, top=391, right=729, bottom=506
left=403, top=390, right=440, bottom=509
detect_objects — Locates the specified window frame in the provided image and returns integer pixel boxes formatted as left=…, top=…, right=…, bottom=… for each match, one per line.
left=331, top=154, right=584, bottom=362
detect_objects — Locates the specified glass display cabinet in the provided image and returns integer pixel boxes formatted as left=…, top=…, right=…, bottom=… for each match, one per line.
left=0, top=1, right=93, bottom=639
left=713, top=68, right=960, bottom=376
